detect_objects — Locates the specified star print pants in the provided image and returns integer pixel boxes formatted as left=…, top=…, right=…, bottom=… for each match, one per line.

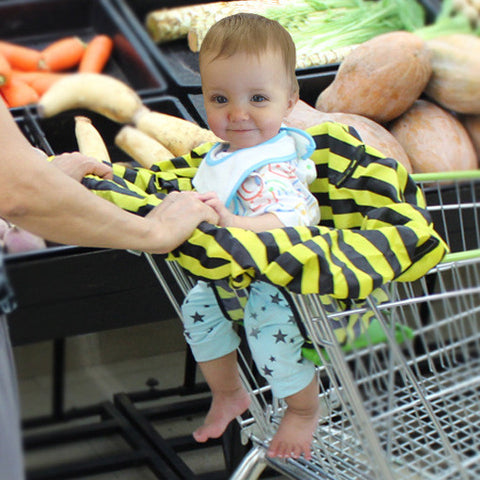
left=181, top=280, right=316, bottom=399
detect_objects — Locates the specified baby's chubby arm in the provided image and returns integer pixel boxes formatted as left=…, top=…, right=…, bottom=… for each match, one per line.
left=198, top=192, right=284, bottom=233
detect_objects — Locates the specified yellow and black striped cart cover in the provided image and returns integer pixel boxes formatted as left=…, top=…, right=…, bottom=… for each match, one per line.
left=81, top=120, right=447, bottom=351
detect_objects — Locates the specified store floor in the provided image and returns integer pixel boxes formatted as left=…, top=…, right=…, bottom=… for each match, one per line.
left=14, top=321, right=286, bottom=480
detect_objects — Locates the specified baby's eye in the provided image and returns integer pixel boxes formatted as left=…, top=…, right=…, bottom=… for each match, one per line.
left=212, top=95, right=228, bottom=104
left=251, top=94, right=267, bottom=103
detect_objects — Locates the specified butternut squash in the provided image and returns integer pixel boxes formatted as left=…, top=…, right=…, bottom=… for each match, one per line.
left=315, top=31, right=431, bottom=124
left=424, top=34, right=480, bottom=115
left=389, top=99, right=477, bottom=173
left=285, top=100, right=412, bottom=172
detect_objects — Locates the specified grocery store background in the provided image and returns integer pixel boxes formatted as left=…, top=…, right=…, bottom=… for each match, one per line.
left=3, top=0, right=479, bottom=478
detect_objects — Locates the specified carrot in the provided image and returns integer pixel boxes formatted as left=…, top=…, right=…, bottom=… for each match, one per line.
left=0, top=77, right=39, bottom=107
left=12, top=70, right=66, bottom=96
left=78, top=34, right=113, bottom=73
left=38, top=36, right=86, bottom=71
left=0, top=40, right=41, bottom=71
left=0, top=52, right=12, bottom=87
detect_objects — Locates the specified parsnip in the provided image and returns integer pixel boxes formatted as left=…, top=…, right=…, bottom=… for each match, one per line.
left=37, top=73, right=143, bottom=123
left=74, top=116, right=111, bottom=163
left=134, top=108, right=221, bottom=157
left=115, top=125, right=175, bottom=168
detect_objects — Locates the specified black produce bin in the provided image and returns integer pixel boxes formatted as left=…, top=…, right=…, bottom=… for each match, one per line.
left=5, top=96, right=194, bottom=345
left=23, top=94, right=195, bottom=161
left=0, top=0, right=167, bottom=104
left=111, top=0, right=441, bottom=90
left=6, top=248, right=180, bottom=345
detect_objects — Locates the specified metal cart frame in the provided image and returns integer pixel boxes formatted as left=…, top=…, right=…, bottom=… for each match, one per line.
left=142, top=171, right=480, bottom=480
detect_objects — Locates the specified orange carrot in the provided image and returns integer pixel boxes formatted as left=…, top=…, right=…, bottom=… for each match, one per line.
left=12, top=70, right=66, bottom=96
left=78, top=34, right=114, bottom=73
left=0, top=52, right=12, bottom=86
left=0, top=77, right=39, bottom=107
left=0, top=40, right=41, bottom=71
left=38, top=36, right=86, bottom=71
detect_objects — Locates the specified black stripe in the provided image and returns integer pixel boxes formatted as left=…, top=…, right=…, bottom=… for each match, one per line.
left=272, top=251, right=304, bottom=280
left=281, top=227, right=304, bottom=246
left=173, top=241, right=230, bottom=270
left=157, top=178, right=180, bottom=193
left=367, top=205, right=419, bottom=226
left=331, top=171, right=402, bottom=204
left=361, top=229, right=403, bottom=279
left=122, top=168, right=138, bottom=185
left=404, top=175, right=422, bottom=204
left=171, top=156, right=195, bottom=169
left=329, top=198, right=371, bottom=219
left=257, top=231, right=280, bottom=264
left=82, top=177, right=145, bottom=198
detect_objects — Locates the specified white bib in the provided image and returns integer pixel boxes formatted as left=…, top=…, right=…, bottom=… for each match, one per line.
left=193, top=126, right=315, bottom=208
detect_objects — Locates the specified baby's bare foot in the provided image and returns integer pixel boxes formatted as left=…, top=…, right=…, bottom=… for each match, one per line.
left=193, top=388, right=251, bottom=442
left=267, top=405, right=320, bottom=461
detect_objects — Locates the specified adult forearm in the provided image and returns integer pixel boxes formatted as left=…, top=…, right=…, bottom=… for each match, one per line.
left=0, top=160, right=162, bottom=251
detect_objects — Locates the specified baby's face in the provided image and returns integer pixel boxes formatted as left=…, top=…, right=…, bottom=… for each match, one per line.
left=201, top=49, right=298, bottom=151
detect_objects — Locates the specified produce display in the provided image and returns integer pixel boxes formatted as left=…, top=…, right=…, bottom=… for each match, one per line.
left=145, top=0, right=476, bottom=68
left=311, top=27, right=480, bottom=173
left=0, top=35, right=113, bottom=108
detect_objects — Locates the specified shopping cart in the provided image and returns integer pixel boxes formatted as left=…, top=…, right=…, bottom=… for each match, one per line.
left=142, top=170, right=480, bottom=480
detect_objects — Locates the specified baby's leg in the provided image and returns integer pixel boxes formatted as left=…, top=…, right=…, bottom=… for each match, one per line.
left=244, top=281, right=319, bottom=460
left=194, top=352, right=251, bottom=442
left=181, top=282, right=249, bottom=442
left=267, top=376, right=320, bottom=460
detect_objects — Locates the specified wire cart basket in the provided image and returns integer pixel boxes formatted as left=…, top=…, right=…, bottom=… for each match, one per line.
left=142, top=170, right=480, bottom=480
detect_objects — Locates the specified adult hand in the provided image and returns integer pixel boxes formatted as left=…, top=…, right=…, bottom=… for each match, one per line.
left=146, top=191, right=219, bottom=252
left=51, top=152, right=113, bottom=181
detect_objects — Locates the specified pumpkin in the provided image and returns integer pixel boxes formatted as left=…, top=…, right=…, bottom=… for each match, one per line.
left=314, top=31, right=431, bottom=124
left=424, top=34, right=480, bottom=115
left=389, top=99, right=477, bottom=173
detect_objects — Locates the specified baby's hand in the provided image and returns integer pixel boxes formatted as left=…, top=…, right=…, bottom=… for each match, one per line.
left=197, top=192, right=235, bottom=227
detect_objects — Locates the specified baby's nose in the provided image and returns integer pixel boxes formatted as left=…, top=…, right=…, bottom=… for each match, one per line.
left=228, top=104, right=249, bottom=121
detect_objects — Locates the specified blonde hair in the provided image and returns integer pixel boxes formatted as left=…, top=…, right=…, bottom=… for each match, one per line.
left=199, top=13, right=299, bottom=95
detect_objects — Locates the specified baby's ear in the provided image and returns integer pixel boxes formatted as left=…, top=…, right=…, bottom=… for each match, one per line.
left=285, top=92, right=299, bottom=117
